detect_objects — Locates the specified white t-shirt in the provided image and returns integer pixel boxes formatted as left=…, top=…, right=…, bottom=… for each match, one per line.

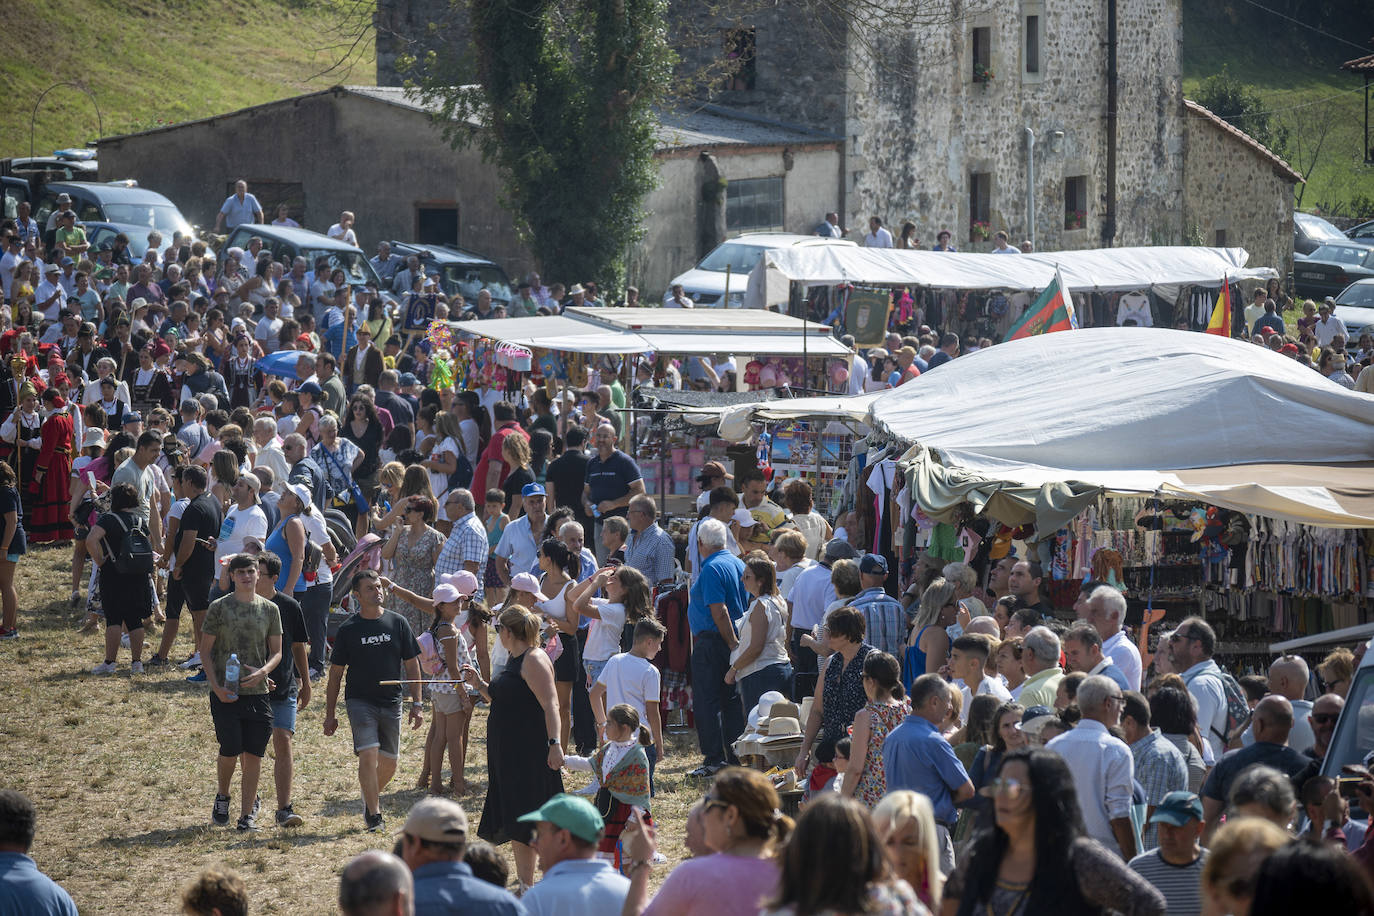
left=458, top=418, right=480, bottom=464
left=596, top=651, right=661, bottom=725
left=301, top=511, right=333, bottom=584
left=779, top=558, right=818, bottom=601
left=215, top=503, right=269, bottom=564
left=584, top=598, right=627, bottom=662
left=958, top=676, right=1012, bottom=725
left=428, top=436, right=460, bottom=500
left=327, top=224, right=358, bottom=246
left=255, top=316, right=283, bottom=351
left=166, top=497, right=189, bottom=571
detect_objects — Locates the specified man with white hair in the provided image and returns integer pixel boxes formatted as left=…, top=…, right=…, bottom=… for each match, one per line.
left=215, top=180, right=263, bottom=232
left=1241, top=655, right=1314, bottom=752
left=1048, top=674, right=1137, bottom=859
left=252, top=417, right=290, bottom=492
left=1017, top=626, right=1064, bottom=709
left=1086, top=585, right=1141, bottom=690
left=687, top=518, right=747, bottom=778
left=435, top=489, right=488, bottom=600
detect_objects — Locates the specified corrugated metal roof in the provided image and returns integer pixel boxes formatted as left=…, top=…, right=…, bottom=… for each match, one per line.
left=1183, top=98, right=1303, bottom=184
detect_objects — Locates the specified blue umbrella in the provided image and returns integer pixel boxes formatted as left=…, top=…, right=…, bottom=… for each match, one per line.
left=256, top=349, right=303, bottom=378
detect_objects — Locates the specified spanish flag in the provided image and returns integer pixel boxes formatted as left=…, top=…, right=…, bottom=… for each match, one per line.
left=1005, top=267, right=1077, bottom=342
left=1206, top=277, right=1231, bottom=337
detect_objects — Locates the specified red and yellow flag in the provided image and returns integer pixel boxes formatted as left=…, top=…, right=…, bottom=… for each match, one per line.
left=1206, top=277, right=1231, bottom=337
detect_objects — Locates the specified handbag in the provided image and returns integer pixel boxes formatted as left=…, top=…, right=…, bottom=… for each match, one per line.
left=321, top=444, right=368, bottom=512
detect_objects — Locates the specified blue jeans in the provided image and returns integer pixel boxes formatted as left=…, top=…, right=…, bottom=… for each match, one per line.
left=691, top=631, right=744, bottom=768
left=740, top=662, right=794, bottom=717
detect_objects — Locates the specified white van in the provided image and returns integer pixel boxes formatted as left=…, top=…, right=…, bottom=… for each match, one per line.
left=665, top=232, right=855, bottom=308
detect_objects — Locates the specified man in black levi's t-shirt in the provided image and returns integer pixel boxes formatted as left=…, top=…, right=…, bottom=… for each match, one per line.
left=323, top=569, right=422, bottom=833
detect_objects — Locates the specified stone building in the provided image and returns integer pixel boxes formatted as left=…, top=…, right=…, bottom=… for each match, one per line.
left=94, top=87, right=841, bottom=294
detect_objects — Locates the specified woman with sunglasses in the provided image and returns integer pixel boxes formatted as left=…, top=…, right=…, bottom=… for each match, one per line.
left=942, top=748, right=1165, bottom=916
left=380, top=495, right=443, bottom=637
left=620, top=767, right=793, bottom=916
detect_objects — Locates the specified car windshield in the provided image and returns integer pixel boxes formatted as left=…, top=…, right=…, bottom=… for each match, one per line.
left=1311, top=244, right=1374, bottom=267
left=1297, top=213, right=1346, bottom=242
left=696, top=242, right=768, bottom=274
left=100, top=202, right=192, bottom=238
left=1339, top=284, right=1374, bottom=309
left=440, top=265, right=512, bottom=303
left=87, top=226, right=148, bottom=258
left=300, top=248, right=380, bottom=287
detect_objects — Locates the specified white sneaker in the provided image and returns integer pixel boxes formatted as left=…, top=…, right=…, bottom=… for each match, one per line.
left=131, top=661, right=144, bottom=674
left=179, top=652, right=201, bottom=670
left=91, top=661, right=117, bottom=675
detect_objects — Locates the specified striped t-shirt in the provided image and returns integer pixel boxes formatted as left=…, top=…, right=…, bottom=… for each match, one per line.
left=1128, top=847, right=1208, bottom=916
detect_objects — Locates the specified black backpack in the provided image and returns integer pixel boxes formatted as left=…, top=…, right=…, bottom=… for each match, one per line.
left=108, top=512, right=155, bottom=576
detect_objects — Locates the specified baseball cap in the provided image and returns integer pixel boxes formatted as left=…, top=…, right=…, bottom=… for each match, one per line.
left=432, top=583, right=461, bottom=604
left=296, top=380, right=322, bottom=397
left=516, top=794, right=603, bottom=844
left=399, top=372, right=418, bottom=386
left=859, top=553, right=888, bottom=575
left=731, top=507, right=758, bottom=528
left=60, top=257, right=74, bottom=267
left=286, top=482, right=314, bottom=512
left=823, top=539, right=859, bottom=563
left=1020, top=705, right=1054, bottom=726
left=121, top=411, right=143, bottom=425
left=402, top=797, right=469, bottom=843
left=521, top=482, right=546, bottom=498
left=441, top=570, right=479, bottom=597
left=1149, top=791, right=1204, bottom=826
left=510, top=572, right=545, bottom=597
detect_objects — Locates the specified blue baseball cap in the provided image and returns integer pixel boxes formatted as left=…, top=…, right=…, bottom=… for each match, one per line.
left=521, top=482, right=546, bottom=497
left=859, top=553, right=888, bottom=575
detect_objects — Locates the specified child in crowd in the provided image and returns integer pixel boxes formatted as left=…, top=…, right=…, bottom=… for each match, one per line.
left=563, top=703, right=654, bottom=872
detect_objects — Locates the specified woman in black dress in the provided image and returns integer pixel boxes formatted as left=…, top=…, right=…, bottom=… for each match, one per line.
left=342, top=394, right=384, bottom=497
left=464, top=603, right=564, bottom=893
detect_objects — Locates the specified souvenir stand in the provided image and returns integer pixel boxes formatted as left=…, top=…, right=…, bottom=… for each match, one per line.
left=742, top=244, right=1279, bottom=343
left=710, top=326, right=1374, bottom=677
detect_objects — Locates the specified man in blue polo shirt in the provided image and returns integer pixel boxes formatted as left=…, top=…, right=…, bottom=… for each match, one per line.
left=398, top=796, right=523, bottom=914
left=883, top=673, right=974, bottom=875
left=0, top=790, right=78, bottom=914
left=214, top=179, right=264, bottom=232
left=687, top=517, right=747, bottom=778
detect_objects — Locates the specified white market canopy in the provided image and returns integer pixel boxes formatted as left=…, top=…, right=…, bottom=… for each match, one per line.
left=715, top=328, right=1374, bottom=528
left=452, top=306, right=851, bottom=357
left=744, top=245, right=1277, bottom=308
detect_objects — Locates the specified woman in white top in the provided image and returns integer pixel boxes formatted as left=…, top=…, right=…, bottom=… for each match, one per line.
left=423, top=411, right=463, bottom=501
left=568, top=563, right=652, bottom=684
left=782, top=479, right=831, bottom=561
left=534, top=537, right=580, bottom=751
left=727, top=552, right=794, bottom=714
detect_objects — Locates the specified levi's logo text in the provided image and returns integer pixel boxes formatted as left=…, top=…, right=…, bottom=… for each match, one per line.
left=360, top=634, right=392, bottom=646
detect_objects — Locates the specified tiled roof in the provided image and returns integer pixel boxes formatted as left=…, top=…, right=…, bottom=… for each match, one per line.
left=1183, top=98, right=1303, bottom=184
left=1342, top=52, right=1374, bottom=73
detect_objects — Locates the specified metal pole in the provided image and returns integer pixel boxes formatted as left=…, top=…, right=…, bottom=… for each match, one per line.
left=31, top=82, right=103, bottom=160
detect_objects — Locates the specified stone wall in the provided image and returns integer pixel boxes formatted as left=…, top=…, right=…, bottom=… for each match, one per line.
left=845, top=0, right=1185, bottom=252
left=1184, top=114, right=1296, bottom=277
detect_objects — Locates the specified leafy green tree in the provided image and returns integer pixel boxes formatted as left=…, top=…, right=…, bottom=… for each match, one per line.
left=412, top=0, right=675, bottom=293
left=1192, top=65, right=1289, bottom=158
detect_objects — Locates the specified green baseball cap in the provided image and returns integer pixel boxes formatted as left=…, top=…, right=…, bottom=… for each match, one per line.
left=1148, top=791, right=1204, bottom=826
left=516, top=794, right=604, bottom=844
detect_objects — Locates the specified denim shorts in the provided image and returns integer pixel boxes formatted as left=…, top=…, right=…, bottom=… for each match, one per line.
left=270, top=688, right=299, bottom=734
left=583, top=656, right=610, bottom=689
left=345, top=698, right=402, bottom=758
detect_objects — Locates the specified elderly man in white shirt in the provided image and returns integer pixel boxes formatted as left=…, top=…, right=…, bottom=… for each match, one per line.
left=1047, top=674, right=1137, bottom=859
left=1085, top=585, right=1142, bottom=690
left=251, top=417, right=291, bottom=493
left=1314, top=301, right=1348, bottom=349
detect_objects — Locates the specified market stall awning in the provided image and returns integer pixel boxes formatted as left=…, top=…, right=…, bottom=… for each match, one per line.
left=865, top=328, right=1374, bottom=529
left=744, top=245, right=1277, bottom=307
left=715, top=391, right=885, bottom=441
left=453, top=307, right=851, bottom=357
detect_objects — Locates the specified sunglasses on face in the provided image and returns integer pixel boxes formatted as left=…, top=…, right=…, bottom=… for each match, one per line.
left=1312, top=713, right=1340, bottom=725
left=701, top=794, right=729, bottom=812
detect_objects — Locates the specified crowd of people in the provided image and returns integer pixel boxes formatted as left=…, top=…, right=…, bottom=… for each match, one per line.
left=2, top=191, right=1374, bottom=914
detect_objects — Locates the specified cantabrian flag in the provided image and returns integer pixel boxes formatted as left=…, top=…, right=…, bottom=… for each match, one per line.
left=1005, top=267, right=1077, bottom=342
left=1206, top=277, right=1231, bottom=336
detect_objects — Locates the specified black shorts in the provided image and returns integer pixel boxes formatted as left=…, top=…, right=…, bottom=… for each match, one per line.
left=210, top=693, right=273, bottom=758
left=553, top=631, right=580, bottom=682
left=167, top=572, right=212, bottom=619
left=100, top=570, right=152, bottom=630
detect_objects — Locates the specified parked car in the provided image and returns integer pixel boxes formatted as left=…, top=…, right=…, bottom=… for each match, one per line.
left=221, top=223, right=391, bottom=304
left=82, top=221, right=154, bottom=260
left=1291, top=240, right=1374, bottom=300
left=1346, top=219, right=1374, bottom=242
left=33, top=180, right=198, bottom=245
left=387, top=241, right=513, bottom=308
left=1294, top=211, right=1348, bottom=257
left=1333, top=278, right=1374, bottom=338
left=666, top=232, right=857, bottom=308
left=3, top=151, right=99, bottom=183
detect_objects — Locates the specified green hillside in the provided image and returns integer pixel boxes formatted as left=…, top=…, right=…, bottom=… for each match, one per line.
left=0, top=0, right=375, bottom=158
left=1182, top=0, right=1374, bottom=218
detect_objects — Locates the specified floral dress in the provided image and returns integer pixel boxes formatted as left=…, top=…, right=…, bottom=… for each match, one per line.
left=854, top=699, right=910, bottom=807
left=386, top=525, right=444, bottom=634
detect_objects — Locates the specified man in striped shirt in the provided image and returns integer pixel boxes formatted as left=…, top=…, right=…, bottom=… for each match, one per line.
left=1121, top=691, right=1187, bottom=849
left=1128, top=792, right=1208, bottom=916
left=848, top=554, right=907, bottom=660
left=624, top=494, right=675, bottom=587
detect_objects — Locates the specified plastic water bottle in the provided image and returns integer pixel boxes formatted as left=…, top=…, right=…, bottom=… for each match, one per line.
left=225, top=653, right=241, bottom=701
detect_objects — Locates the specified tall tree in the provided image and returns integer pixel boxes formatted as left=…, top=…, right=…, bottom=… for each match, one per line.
left=412, top=0, right=674, bottom=292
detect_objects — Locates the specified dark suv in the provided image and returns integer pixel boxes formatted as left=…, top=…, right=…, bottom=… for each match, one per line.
left=388, top=241, right=513, bottom=309
left=222, top=223, right=392, bottom=304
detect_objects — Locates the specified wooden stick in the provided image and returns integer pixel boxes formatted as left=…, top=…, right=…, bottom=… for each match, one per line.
left=378, top=678, right=468, bottom=686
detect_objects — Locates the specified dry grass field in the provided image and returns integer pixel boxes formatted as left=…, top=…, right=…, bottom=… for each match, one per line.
left=0, top=545, right=701, bottom=914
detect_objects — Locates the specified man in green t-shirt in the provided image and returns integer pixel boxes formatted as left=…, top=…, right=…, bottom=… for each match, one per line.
left=201, top=553, right=283, bottom=831
left=54, top=211, right=88, bottom=260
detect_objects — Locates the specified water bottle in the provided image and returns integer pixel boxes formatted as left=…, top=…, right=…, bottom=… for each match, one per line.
left=225, top=653, right=241, bottom=701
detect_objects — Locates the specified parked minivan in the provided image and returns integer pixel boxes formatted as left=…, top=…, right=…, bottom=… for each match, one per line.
left=34, top=181, right=197, bottom=242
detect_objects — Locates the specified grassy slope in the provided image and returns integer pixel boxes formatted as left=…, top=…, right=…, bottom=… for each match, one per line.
left=1181, top=1, right=1374, bottom=217
left=1, top=545, right=698, bottom=914
left=0, top=0, right=376, bottom=157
